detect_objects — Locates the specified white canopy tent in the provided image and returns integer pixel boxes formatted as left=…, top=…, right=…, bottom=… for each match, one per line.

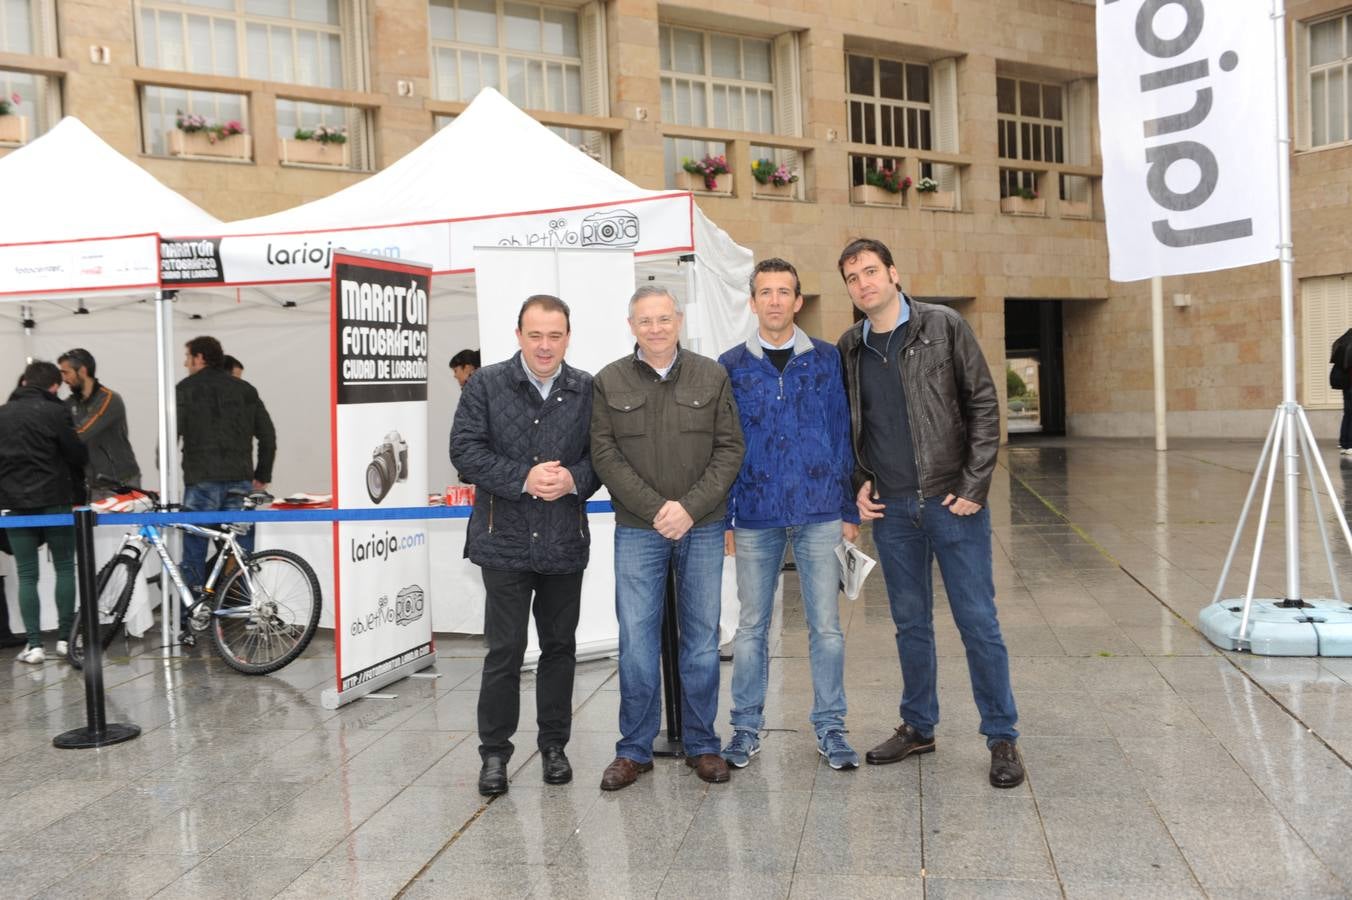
left=2, top=92, right=756, bottom=647
left=2, top=92, right=754, bottom=495
left=0, top=116, right=223, bottom=304
left=163, top=87, right=755, bottom=491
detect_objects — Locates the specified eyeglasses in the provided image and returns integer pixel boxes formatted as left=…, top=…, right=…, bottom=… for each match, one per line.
left=632, top=315, right=676, bottom=329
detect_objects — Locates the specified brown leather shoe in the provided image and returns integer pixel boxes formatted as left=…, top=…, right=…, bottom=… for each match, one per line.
left=600, top=756, right=652, bottom=791
left=685, top=753, right=731, bottom=783
left=865, top=723, right=936, bottom=765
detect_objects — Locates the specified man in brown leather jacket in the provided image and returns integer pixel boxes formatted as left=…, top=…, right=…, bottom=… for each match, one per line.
left=835, top=237, right=1024, bottom=789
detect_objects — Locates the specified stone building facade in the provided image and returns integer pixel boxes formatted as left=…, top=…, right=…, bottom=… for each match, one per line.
left=3, top=0, right=1350, bottom=438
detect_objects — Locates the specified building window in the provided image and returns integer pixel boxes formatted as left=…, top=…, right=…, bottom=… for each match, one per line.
left=1303, top=274, right=1352, bottom=409
left=845, top=52, right=933, bottom=186
left=659, top=23, right=802, bottom=190
left=997, top=76, right=1064, bottom=198
left=429, top=0, right=606, bottom=160
left=141, top=85, right=250, bottom=158
left=1308, top=12, right=1352, bottom=147
left=137, top=0, right=351, bottom=87
left=1, top=0, right=59, bottom=143
left=430, top=0, right=581, bottom=107
left=1, top=0, right=37, bottom=52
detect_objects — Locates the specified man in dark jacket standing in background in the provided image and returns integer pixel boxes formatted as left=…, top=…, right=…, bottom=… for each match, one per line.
left=176, top=335, right=276, bottom=641
left=836, top=237, right=1023, bottom=789
left=450, top=296, right=600, bottom=797
left=58, top=348, right=141, bottom=498
left=0, top=361, right=88, bottom=663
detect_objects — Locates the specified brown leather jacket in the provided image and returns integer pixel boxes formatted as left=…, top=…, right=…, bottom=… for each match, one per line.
left=837, top=298, right=1000, bottom=506
left=590, top=347, right=744, bottom=530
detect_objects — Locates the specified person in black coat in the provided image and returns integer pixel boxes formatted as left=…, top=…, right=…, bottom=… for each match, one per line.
left=0, top=361, right=88, bottom=663
left=1331, top=329, right=1352, bottom=455
left=449, top=295, right=599, bottom=797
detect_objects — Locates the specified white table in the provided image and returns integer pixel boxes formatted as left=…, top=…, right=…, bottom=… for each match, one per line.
left=2, top=527, right=157, bottom=641
left=253, top=514, right=740, bottom=660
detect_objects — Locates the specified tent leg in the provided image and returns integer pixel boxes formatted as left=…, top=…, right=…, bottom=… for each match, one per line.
left=154, top=290, right=181, bottom=659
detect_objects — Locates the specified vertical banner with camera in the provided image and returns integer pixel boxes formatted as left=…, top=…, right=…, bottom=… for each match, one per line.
left=323, top=251, right=435, bottom=708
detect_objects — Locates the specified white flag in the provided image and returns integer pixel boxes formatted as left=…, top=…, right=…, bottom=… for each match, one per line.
left=1097, top=0, right=1280, bottom=282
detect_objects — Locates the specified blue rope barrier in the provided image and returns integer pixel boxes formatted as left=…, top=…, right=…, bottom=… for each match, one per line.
left=0, top=499, right=616, bottom=529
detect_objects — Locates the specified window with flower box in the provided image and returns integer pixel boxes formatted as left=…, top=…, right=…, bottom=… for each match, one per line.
left=659, top=23, right=802, bottom=193
left=429, top=0, right=607, bottom=160
left=143, top=86, right=252, bottom=159
left=997, top=74, right=1093, bottom=215
left=1303, top=11, right=1352, bottom=148
left=997, top=76, right=1064, bottom=201
left=844, top=50, right=958, bottom=206
left=135, top=0, right=370, bottom=164
left=0, top=0, right=60, bottom=145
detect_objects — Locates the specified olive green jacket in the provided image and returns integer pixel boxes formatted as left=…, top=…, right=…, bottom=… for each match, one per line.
left=590, top=347, right=744, bottom=530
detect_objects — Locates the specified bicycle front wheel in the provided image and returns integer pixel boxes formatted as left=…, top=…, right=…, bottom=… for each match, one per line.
left=68, top=552, right=140, bottom=669
left=209, top=548, right=322, bottom=675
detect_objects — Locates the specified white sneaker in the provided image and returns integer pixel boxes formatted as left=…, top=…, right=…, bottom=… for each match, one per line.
left=1341, top=448, right=1352, bottom=456
left=55, top=640, right=68, bottom=657
left=16, top=646, right=45, bottom=664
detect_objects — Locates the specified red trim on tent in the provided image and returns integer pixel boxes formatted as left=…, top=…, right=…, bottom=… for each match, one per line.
left=0, top=231, right=160, bottom=249
left=0, top=280, right=159, bottom=298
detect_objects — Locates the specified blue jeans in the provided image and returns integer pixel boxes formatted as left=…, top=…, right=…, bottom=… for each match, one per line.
left=871, top=495, right=1018, bottom=746
left=614, top=522, right=725, bottom=762
left=180, top=480, right=254, bottom=622
left=731, top=520, right=847, bottom=738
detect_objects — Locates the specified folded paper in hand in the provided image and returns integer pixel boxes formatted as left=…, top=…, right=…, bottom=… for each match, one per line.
left=834, top=539, right=877, bottom=600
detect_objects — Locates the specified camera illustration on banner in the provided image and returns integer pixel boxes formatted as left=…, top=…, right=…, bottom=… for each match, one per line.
left=366, top=430, right=409, bottom=503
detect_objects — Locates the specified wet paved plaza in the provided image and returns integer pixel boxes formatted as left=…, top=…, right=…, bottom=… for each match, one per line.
left=3, top=438, right=1352, bottom=898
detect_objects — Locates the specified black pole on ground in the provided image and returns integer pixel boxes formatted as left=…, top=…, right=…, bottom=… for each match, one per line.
left=652, top=561, right=684, bottom=757
left=53, top=508, right=141, bottom=750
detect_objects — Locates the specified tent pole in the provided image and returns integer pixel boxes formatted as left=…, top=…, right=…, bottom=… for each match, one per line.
left=154, top=290, right=181, bottom=656
left=1272, top=0, right=1301, bottom=605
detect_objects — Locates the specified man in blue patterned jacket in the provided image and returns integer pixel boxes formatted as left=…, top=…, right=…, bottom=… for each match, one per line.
left=718, top=258, right=861, bottom=771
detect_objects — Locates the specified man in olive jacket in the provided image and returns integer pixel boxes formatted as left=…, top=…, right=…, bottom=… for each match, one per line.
left=450, top=295, right=600, bottom=797
left=176, top=335, right=276, bottom=637
left=58, top=348, right=141, bottom=499
left=835, top=237, right=1022, bottom=790
left=590, top=285, right=744, bottom=791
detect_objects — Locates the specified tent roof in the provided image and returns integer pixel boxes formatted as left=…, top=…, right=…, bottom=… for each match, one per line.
left=219, top=88, right=669, bottom=234
left=0, top=117, right=222, bottom=244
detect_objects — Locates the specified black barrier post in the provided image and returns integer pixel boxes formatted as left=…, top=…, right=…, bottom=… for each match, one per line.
left=652, top=561, right=684, bottom=757
left=53, top=508, right=141, bottom=750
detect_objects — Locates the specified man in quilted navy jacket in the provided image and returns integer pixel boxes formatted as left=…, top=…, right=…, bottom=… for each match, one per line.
left=450, top=295, right=600, bottom=797
left=718, top=258, right=861, bottom=772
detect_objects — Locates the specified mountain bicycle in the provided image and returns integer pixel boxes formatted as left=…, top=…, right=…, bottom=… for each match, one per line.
left=69, top=489, right=322, bottom=675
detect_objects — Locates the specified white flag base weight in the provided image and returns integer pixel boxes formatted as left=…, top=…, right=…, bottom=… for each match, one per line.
left=1205, top=402, right=1352, bottom=657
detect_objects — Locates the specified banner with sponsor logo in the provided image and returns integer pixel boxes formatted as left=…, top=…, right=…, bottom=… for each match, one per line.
left=0, top=235, right=160, bottom=299
left=1097, top=0, right=1279, bottom=282
left=447, top=195, right=691, bottom=271
left=323, top=251, right=435, bottom=708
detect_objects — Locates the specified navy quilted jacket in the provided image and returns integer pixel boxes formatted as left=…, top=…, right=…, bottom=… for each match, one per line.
left=719, top=330, right=858, bottom=530
left=449, top=353, right=600, bottom=574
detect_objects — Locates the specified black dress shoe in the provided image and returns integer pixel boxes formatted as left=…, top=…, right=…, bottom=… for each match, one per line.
left=541, top=746, right=572, bottom=785
left=866, top=723, right=935, bottom=765
left=478, top=755, right=509, bottom=796
left=989, top=740, right=1025, bottom=788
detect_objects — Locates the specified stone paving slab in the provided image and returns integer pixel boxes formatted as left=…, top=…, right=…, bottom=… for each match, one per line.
left=1, top=439, right=1350, bottom=898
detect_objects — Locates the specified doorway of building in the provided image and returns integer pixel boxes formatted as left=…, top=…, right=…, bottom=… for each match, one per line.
left=1004, top=299, right=1066, bottom=436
